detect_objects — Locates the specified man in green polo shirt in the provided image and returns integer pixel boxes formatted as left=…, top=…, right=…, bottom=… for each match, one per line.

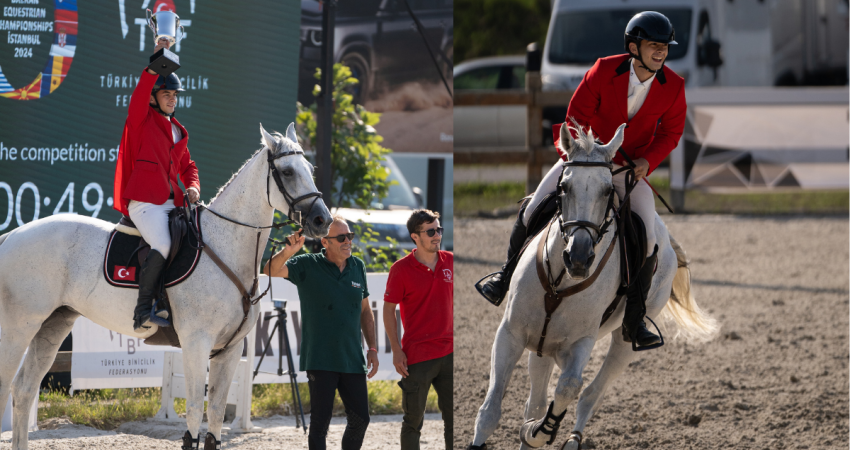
left=264, top=215, right=379, bottom=450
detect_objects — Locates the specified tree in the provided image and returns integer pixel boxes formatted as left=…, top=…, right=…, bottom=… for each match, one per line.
left=264, top=63, right=406, bottom=273
left=295, top=63, right=393, bottom=210
left=454, top=0, right=551, bottom=64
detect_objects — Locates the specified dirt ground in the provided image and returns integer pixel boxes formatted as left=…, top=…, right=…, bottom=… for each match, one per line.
left=1, top=413, right=447, bottom=449
left=454, top=215, right=849, bottom=450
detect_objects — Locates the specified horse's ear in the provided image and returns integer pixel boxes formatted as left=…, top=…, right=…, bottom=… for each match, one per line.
left=260, top=123, right=277, bottom=150
left=285, top=122, right=298, bottom=144
left=558, top=121, right=577, bottom=158
left=603, top=123, right=626, bottom=160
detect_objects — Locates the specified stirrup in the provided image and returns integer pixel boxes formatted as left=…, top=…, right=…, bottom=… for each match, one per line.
left=631, top=316, right=664, bottom=352
left=203, top=432, right=221, bottom=450
left=474, top=271, right=506, bottom=306
left=182, top=430, right=199, bottom=450
left=148, top=298, right=171, bottom=327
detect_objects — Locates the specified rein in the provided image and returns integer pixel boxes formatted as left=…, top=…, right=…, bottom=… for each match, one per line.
left=535, top=220, right=617, bottom=357
left=183, top=146, right=319, bottom=359
left=533, top=158, right=632, bottom=357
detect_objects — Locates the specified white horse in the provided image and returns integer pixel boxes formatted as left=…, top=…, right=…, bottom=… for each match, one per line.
left=470, top=123, right=718, bottom=450
left=0, top=123, right=331, bottom=449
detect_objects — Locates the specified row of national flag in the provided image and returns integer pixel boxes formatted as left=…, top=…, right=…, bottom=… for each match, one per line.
left=0, top=0, right=77, bottom=100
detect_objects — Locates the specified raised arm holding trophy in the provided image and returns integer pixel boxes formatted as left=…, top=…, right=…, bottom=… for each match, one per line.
left=146, top=8, right=184, bottom=77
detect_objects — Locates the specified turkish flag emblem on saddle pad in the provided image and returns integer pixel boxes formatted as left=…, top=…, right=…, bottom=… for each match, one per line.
left=114, top=266, right=136, bottom=281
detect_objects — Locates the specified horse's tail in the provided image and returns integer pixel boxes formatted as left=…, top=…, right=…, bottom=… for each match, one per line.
left=660, top=234, right=719, bottom=343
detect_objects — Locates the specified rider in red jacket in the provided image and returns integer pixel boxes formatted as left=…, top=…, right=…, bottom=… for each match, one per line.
left=477, top=12, right=686, bottom=350
left=113, top=39, right=200, bottom=331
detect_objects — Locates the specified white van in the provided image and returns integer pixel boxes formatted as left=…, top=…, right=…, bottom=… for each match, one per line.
left=541, top=0, right=848, bottom=90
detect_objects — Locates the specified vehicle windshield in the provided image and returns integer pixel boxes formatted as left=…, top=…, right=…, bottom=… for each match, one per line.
left=376, top=156, right=418, bottom=210
left=332, top=156, right=419, bottom=210
left=548, top=9, right=691, bottom=64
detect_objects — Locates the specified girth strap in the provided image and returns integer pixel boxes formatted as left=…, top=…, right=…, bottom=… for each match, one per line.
left=535, top=221, right=617, bottom=357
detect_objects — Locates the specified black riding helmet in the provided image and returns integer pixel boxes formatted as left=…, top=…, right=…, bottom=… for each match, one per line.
left=150, top=73, right=184, bottom=116
left=624, top=11, right=677, bottom=74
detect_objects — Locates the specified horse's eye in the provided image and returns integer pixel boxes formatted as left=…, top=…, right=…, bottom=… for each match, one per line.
left=283, top=169, right=293, bottom=177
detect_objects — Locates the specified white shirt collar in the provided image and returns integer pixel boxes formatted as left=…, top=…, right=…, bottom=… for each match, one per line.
left=629, top=58, right=655, bottom=88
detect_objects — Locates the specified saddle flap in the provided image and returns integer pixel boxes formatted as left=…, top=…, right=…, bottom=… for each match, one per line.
left=167, top=207, right=189, bottom=268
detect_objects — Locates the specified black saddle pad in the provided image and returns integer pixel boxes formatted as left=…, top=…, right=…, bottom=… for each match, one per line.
left=103, top=208, right=202, bottom=289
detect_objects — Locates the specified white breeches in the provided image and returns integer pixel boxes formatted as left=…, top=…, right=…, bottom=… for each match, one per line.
left=522, top=161, right=657, bottom=256
left=128, top=200, right=175, bottom=259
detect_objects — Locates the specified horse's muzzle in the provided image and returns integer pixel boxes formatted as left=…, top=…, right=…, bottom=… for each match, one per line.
left=301, top=200, right=332, bottom=238
left=563, top=247, right=595, bottom=279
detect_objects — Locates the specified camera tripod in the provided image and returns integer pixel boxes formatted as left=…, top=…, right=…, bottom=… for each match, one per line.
left=253, top=300, right=307, bottom=433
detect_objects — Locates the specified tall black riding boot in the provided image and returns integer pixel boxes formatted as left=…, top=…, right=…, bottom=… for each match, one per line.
left=133, top=249, right=167, bottom=331
left=475, top=212, right=527, bottom=306
left=622, top=245, right=662, bottom=348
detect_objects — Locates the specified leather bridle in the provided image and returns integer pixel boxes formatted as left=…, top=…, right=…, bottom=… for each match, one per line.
left=555, top=160, right=623, bottom=247
left=182, top=146, right=325, bottom=359
left=266, top=148, right=323, bottom=226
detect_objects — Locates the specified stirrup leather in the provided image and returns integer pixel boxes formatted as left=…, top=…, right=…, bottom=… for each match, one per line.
left=182, top=431, right=199, bottom=450
left=203, top=432, right=221, bottom=450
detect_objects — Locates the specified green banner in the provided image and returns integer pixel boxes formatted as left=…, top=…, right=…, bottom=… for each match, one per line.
left=0, top=0, right=300, bottom=232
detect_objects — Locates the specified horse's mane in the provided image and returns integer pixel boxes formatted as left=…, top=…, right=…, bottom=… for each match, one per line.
left=211, top=131, right=302, bottom=201
left=564, top=118, right=604, bottom=160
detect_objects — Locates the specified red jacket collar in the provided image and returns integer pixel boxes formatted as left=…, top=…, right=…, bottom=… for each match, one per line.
left=150, top=108, right=188, bottom=145
left=612, top=55, right=671, bottom=122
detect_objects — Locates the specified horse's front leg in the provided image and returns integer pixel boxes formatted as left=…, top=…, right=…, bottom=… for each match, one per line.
left=520, top=352, right=555, bottom=450
left=181, top=334, right=215, bottom=449
left=520, top=336, right=594, bottom=448
left=565, top=330, right=636, bottom=450
left=204, top=339, right=245, bottom=449
left=470, top=322, right=526, bottom=449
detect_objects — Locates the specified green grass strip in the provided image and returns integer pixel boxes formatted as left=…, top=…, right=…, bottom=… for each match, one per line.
left=38, top=381, right=440, bottom=430
left=455, top=181, right=849, bottom=215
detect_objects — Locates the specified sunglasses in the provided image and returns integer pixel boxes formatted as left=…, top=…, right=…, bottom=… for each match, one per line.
left=326, top=232, right=355, bottom=243
left=418, top=227, right=444, bottom=237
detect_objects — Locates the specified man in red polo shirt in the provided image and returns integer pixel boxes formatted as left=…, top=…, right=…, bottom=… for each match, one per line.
left=383, top=209, right=453, bottom=450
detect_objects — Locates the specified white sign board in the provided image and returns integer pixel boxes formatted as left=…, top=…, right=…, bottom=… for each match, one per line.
left=70, top=320, right=167, bottom=391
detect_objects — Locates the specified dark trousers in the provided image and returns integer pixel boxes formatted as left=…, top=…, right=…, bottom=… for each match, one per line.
left=398, top=352, right=453, bottom=450
left=307, top=370, right=370, bottom=450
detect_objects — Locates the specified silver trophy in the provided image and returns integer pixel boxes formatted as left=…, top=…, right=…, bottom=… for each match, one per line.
left=146, top=9, right=184, bottom=77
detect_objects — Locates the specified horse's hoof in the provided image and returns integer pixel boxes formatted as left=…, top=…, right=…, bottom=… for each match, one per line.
left=467, top=443, right=487, bottom=450
left=559, top=431, right=583, bottom=450
left=519, top=419, right=548, bottom=448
